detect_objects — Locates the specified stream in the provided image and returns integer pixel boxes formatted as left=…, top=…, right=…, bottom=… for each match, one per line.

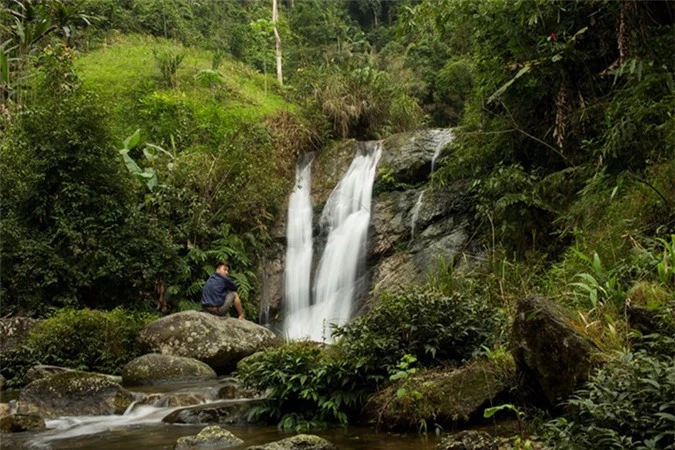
left=0, top=378, right=442, bottom=450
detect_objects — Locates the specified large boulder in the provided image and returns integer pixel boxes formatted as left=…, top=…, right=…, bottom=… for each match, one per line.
left=122, top=353, right=217, bottom=387
left=162, top=399, right=262, bottom=425
left=18, top=371, right=134, bottom=418
left=139, top=311, right=280, bottom=373
left=175, top=425, right=243, bottom=450
left=368, top=355, right=516, bottom=429
left=511, top=296, right=600, bottom=408
left=25, top=364, right=122, bottom=385
left=0, top=317, right=38, bottom=353
left=246, top=434, right=337, bottom=450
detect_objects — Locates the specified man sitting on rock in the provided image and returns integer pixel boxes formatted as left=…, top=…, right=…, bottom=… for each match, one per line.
left=201, top=261, right=245, bottom=319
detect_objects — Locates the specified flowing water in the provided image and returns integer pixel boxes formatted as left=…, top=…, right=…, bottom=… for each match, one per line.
left=284, top=142, right=382, bottom=342
left=282, top=153, right=314, bottom=339
left=430, top=129, right=455, bottom=173
left=0, top=379, right=440, bottom=450
left=410, top=190, right=426, bottom=239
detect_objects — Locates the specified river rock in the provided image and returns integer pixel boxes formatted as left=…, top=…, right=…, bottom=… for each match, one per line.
left=0, top=374, right=5, bottom=391
left=0, top=414, right=46, bottom=432
left=511, top=296, right=600, bottom=408
left=246, top=434, right=337, bottom=450
left=437, top=430, right=497, bottom=450
left=139, top=311, right=280, bottom=373
left=18, top=371, right=134, bottom=418
left=122, top=353, right=217, bottom=387
left=25, top=364, right=122, bottom=385
left=0, top=317, right=38, bottom=353
left=0, top=403, right=10, bottom=419
left=380, top=128, right=455, bottom=184
left=163, top=399, right=261, bottom=425
left=175, top=425, right=244, bottom=449
left=369, top=354, right=516, bottom=429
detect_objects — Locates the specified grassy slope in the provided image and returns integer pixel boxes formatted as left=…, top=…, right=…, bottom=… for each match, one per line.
left=75, top=33, right=295, bottom=145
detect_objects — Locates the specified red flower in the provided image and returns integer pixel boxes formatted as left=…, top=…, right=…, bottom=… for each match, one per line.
left=549, top=32, right=557, bottom=41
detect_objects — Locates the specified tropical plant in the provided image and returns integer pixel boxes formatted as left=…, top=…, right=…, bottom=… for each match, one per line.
left=152, top=48, right=185, bottom=87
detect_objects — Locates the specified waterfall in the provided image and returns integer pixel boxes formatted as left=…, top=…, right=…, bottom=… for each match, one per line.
left=284, top=142, right=382, bottom=342
left=410, top=189, right=426, bottom=239
left=430, top=129, right=455, bottom=173
left=283, top=154, right=314, bottom=339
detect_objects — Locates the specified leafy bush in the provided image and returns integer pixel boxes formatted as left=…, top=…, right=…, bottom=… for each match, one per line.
left=0, top=308, right=154, bottom=388
left=333, top=290, right=500, bottom=378
left=237, top=342, right=369, bottom=431
left=545, top=334, right=675, bottom=449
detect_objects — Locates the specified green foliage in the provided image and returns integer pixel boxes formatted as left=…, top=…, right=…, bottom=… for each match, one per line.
left=333, top=290, right=500, bottom=375
left=151, top=48, right=185, bottom=88
left=544, top=334, right=675, bottom=450
left=0, top=308, right=154, bottom=388
left=237, top=342, right=368, bottom=431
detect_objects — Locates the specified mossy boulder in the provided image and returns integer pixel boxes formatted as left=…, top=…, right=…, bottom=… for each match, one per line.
left=122, top=353, right=217, bottom=387
left=246, top=434, right=337, bottom=450
left=0, top=413, right=46, bottom=433
left=437, top=431, right=497, bottom=450
left=174, top=425, right=244, bottom=449
left=368, top=355, right=516, bottom=429
left=0, top=317, right=38, bottom=353
left=511, top=296, right=600, bottom=408
left=139, top=311, right=279, bottom=373
left=18, top=371, right=134, bottom=418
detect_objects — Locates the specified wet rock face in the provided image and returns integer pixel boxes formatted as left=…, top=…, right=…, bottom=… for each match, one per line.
left=138, top=311, right=280, bottom=373
left=163, top=399, right=261, bottom=425
left=122, top=353, right=217, bottom=387
left=18, top=371, right=134, bottom=418
left=511, top=296, right=600, bottom=408
left=0, top=317, right=38, bottom=353
left=437, top=431, right=498, bottom=450
left=174, top=425, right=243, bottom=450
left=381, top=128, right=455, bottom=184
left=246, top=434, right=338, bottom=450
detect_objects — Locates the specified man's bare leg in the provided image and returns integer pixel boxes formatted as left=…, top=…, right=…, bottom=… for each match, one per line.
left=233, top=293, right=244, bottom=319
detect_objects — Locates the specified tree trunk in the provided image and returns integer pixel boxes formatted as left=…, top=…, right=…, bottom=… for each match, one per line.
left=272, top=0, right=283, bottom=86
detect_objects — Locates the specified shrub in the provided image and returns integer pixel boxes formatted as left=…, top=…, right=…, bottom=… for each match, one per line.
left=333, top=290, right=501, bottom=379
left=237, top=342, right=369, bottom=431
left=544, top=334, right=675, bottom=449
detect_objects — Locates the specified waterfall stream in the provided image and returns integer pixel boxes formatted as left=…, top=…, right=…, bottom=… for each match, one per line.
left=284, top=142, right=382, bottom=342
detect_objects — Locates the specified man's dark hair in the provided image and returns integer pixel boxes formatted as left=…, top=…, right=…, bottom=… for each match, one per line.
left=215, top=261, right=230, bottom=270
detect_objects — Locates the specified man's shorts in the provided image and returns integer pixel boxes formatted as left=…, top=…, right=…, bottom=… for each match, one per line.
left=203, top=291, right=236, bottom=316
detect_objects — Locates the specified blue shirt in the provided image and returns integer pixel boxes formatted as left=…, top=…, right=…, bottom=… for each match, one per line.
left=201, top=273, right=238, bottom=307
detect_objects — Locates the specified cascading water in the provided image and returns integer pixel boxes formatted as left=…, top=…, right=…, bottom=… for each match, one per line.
left=410, top=189, right=426, bottom=239
left=282, top=154, right=314, bottom=339
left=284, top=142, right=382, bottom=342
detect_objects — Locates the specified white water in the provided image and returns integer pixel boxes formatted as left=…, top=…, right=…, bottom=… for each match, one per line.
left=282, top=154, right=314, bottom=338
left=284, top=143, right=382, bottom=342
left=410, top=190, right=426, bottom=239
left=430, top=129, right=455, bottom=173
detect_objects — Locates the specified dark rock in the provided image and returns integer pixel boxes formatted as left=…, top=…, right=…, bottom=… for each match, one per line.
left=139, top=311, right=280, bottom=373
left=163, top=399, right=262, bottom=425
left=437, top=431, right=497, bottom=450
left=625, top=281, right=675, bottom=335
left=174, top=425, right=243, bottom=449
left=0, top=374, right=5, bottom=391
left=0, top=317, right=38, bottom=353
left=257, top=243, right=286, bottom=324
left=122, top=353, right=217, bottom=387
left=0, top=414, right=46, bottom=433
left=381, top=128, right=455, bottom=184
left=18, top=371, right=134, bottom=418
left=369, top=355, right=516, bottom=429
left=246, top=434, right=337, bottom=450
left=511, top=296, right=600, bottom=408
left=217, top=379, right=240, bottom=400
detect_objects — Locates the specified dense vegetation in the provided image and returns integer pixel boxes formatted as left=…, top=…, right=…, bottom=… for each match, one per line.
left=1, top=0, right=673, bottom=447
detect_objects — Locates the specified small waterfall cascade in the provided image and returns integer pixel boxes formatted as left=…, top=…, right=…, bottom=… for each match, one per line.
left=430, top=128, right=455, bottom=173
left=282, top=153, right=314, bottom=338
left=284, top=142, right=382, bottom=342
left=410, top=189, right=426, bottom=239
